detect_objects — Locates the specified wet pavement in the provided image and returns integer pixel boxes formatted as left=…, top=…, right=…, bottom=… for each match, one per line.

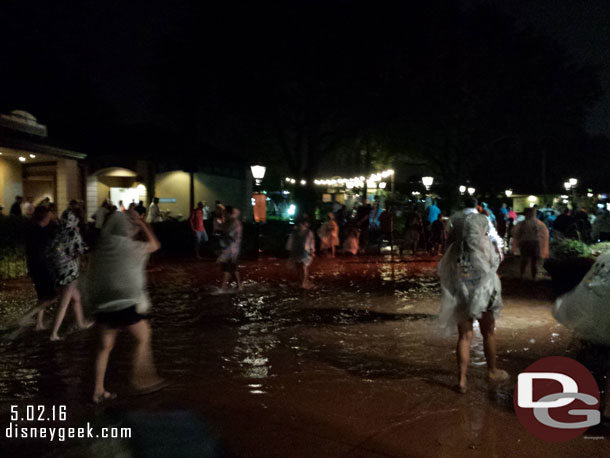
left=0, top=254, right=609, bottom=457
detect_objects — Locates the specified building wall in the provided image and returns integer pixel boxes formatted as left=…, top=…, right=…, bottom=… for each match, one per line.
left=23, top=163, right=57, bottom=205
left=0, top=157, right=23, bottom=210
left=194, top=171, right=250, bottom=218
left=154, top=170, right=252, bottom=221
left=86, top=176, right=98, bottom=221
left=56, top=159, right=80, bottom=213
left=155, top=171, right=190, bottom=219
left=96, top=180, right=110, bottom=207
left=23, top=179, right=54, bottom=206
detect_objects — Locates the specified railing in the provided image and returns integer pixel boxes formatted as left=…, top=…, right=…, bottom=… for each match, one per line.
left=0, top=245, right=27, bottom=279
left=0, top=216, right=29, bottom=279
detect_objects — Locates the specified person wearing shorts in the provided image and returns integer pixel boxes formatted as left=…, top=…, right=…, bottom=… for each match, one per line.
left=86, top=211, right=166, bottom=404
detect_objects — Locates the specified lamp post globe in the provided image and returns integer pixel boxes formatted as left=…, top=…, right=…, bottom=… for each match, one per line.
left=250, top=165, right=266, bottom=187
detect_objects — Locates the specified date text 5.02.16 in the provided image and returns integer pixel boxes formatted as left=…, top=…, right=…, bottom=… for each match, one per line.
left=10, top=405, right=67, bottom=422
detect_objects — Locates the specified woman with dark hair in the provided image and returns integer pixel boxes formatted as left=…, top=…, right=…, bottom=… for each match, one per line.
left=48, top=207, right=92, bottom=340
left=19, top=206, right=58, bottom=330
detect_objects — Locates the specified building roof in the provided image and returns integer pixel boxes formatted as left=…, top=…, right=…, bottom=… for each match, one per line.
left=0, top=126, right=86, bottom=160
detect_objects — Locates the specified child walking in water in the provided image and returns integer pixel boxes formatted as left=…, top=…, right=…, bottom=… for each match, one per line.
left=318, top=212, right=339, bottom=257
left=287, top=218, right=315, bottom=289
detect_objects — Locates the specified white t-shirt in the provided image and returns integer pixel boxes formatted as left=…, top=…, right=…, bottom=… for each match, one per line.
left=147, top=203, right=162, bottom=223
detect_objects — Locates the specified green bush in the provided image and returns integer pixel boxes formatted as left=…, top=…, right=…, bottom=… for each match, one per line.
left=552, top=239, right=593, bottom=259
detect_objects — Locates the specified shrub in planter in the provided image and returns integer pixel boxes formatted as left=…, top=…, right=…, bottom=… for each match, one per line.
left=551, top=239, right=593, bottom=259
left=544, top=239, right=595, bottom=295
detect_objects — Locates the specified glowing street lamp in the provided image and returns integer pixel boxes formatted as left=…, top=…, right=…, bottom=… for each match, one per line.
left=564, top=181, right=571, bottom=191
left=422, top=176, right=434, bottom=190
left=505, top=189, right=513, bottom=198
left=378, top=182, right=387, bottom=189
left=569, top=178, right=578, bottom=187
left=467, top=187, right=475, bottom=196
left=459, top=185, right=466, bottom=195
left=250, top=165, right=266, bottom=186
left=251, top=165, right=267, bottom=256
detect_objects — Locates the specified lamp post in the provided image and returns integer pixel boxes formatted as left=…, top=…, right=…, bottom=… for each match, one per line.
left=251, top=165, right=266, bottom=188
left=250, top=165, right=266, bottom=257
left=422, top=176, right=434, bottom=191
left=459, top=185, right=466, bottom=195
left=467, top=187, right=475, bottom=196
left=505, top=189, right=512, bottom=198
left=564, top=178, right=578, bottom=210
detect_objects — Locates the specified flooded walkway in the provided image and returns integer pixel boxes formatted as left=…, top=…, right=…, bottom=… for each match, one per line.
left=0, top=255, right=608, bottom=457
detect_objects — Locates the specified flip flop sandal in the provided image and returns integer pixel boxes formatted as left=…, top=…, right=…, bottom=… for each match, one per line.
left=93, top=391, right=117, bottom=405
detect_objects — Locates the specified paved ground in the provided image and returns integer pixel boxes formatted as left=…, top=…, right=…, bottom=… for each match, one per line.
left=0, top=253, right=608, bottom=457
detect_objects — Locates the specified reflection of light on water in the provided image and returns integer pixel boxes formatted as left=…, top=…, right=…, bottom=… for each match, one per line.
left=230, top=296, right=280, bottom=396
left=471, top=321, right=486, bottom=366
left=242, top=356, right=269, bottom=379
left=0, top=366, right=41, bottom=399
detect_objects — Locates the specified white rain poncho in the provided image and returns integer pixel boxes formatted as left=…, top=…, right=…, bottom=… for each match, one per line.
left=553, top=250, right=610, bottom=345
left=217, top=217, right=242, bottom=264
left=85, top=213, right=152, bottom=314
left=287, top=227, right=315, bottom=266
left=318, top=219, right=339, bottom=250
left=438, top=211, right=503, bottom=329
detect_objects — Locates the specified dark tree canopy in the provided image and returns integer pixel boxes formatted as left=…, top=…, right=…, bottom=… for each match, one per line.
left=0, top=0, right=604, bottom=208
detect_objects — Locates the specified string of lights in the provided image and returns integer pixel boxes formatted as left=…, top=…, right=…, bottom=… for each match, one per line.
left=284, top=169, right=394, bottom=188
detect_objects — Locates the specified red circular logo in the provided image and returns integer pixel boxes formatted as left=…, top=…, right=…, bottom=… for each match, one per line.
left=514, top=356, right=600, bottom=442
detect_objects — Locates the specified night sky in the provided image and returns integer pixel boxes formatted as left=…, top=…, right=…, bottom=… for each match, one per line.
left=485, top=0, right=610, bottom=136
left=1, top=0, right=609, bottom=154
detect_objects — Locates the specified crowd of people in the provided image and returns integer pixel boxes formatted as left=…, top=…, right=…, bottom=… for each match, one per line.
left=9, top=195, right=246, bottom=402
left=7, top=191, right=610, bottom=407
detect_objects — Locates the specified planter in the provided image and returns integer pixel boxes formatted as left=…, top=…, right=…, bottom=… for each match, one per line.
left=543, top=256, right=595, bottom=296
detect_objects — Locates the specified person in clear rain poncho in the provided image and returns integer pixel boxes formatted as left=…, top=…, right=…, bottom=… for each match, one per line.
left=438, top=197, right=509, bottom=393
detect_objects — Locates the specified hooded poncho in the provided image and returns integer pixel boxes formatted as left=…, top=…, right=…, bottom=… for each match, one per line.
left=85, top=213, right=152, bottom=314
